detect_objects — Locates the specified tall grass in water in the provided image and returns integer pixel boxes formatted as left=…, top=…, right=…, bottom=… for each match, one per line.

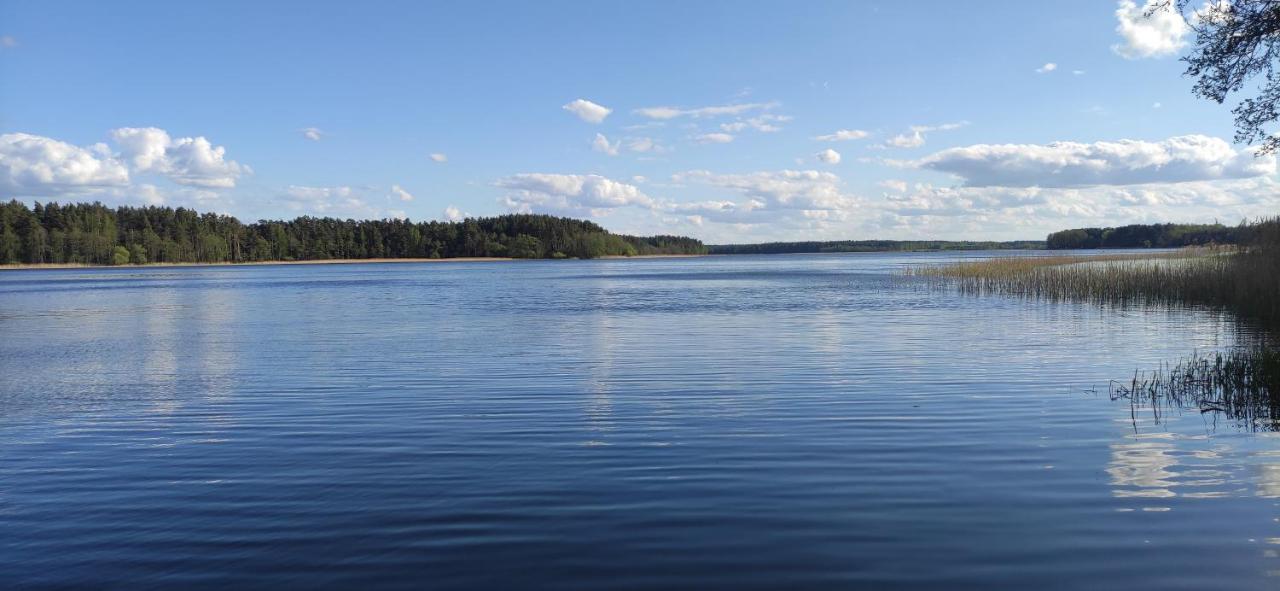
left=1110, top=348, right=1280, bottom=431
left=909, top=218, right=1280, bottom=428
left=907, top=246, right=1278, bottom=327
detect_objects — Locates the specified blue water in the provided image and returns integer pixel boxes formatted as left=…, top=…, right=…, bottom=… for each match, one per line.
left=1, top=252, right=1277, bottom=589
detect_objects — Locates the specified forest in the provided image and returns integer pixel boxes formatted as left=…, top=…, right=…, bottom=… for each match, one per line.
left=0, top=201, right=707, bottom=265
left=1045, top=222, right=1247, bottom=250
left=708, top=239, right=1044, bottom=255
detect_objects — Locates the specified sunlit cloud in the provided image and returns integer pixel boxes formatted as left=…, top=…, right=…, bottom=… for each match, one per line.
left=918, top=134, right=1276, bottom=188
left=813, top=129, right=869, bottom=142
left=562, top=98, right=612, bottom=123
left=634, top=101, right=777, bottom=120
left=1112, top=0, right=1188, bottom=59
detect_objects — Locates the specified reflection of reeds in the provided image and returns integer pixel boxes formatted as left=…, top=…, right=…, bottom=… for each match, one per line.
left=1110, top=348, right=1280, bottom=431
left=908, top=218, right=1280, bottom=430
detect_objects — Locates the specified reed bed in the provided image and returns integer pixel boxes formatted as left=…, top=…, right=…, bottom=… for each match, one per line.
left=908, top=219, right=1280, bottom=429
left=905, top=245, right=1278, bottom=329
left=1109, top=348, right=1280, bottom=431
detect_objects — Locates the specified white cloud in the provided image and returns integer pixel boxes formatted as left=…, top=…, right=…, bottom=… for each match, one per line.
left=301, top=127, right=323, bottom=141
left=884, top=121, right=968, bottom=149
left=816, top=148, right=842, bottom=164
left=1152, top=102, right=1163, bottom=108
left=592, top=133, right=619, bottom=156
left=721, top=114, right=790, bottom=133
left=1113, top=0, right=1188, bottom=59
left=111, top=127, right=247, bottom=188
left=1036, top=62, right=1057, bottom=74
left=562, top=99, right=612, bottom=123
left=497, top=173, right=655, bottom=216
left=674, top=169, right=859, bottom=211
left=879, top=179, right=908, bottom=193
left=886, top=133, right=927, bottom=149
left=279, top=185, right=395, bottom=219
left=696, top=133, right=735, bottom=144
left=813, top=129, right=870, bottom=142
left=634, top=101, right=776, bottom=120
left=136, top=184, right=168, bottom=205
left=0, top=36, right=16, bottom=49
left=387, top=209, right=408, bottom=220
left=627, top=137, right=668, bottom=154
left=429, top=153, right=448, bottom=163
left=867, top=177, right=1280, bottom=241
left=443, top=205, right=466, bottom=222
left=605, top=173, right=1279, bottom=245
left=390, top=184, right=414, bottom=202
left=0, top=132, right=130, bottom=196
left=918, top=134, right=1276, bottom=188
left=1073, top=70, right=1087, bottom=75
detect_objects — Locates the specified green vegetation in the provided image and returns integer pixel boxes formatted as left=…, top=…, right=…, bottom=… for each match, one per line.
left=911, top=218, right=1280, bottom=429
left=0, top=200, right=706, bottom=265
left=1045, top=222, right=1244, bottom=249
left=709, top=239, right=1043, bottom=255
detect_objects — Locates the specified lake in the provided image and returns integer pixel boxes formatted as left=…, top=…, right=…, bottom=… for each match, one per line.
left=1, top=252, right=1277, bottom=589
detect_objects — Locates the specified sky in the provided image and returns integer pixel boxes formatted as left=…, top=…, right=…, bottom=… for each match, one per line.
left=1, top=0, right=1277, bottom=242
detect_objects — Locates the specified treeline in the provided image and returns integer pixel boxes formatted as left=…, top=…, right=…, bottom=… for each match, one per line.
left=1046, top=223, right=1245, bottom=250
left=708, top=239, right=1044, bottom=255
left=0, top=201, right=707, bottom=265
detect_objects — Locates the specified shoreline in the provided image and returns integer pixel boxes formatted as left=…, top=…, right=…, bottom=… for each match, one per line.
left=0, top=254, right=708, bottom=271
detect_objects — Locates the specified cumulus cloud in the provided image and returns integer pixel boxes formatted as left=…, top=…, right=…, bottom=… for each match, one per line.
left=606, top=172, right=1278, bottom=244
left=111, top=127, right=247, bottom=188
left=814, top=129, right=869, bottom=142
left=443, top=205, right=467, bottom=222
left=674, top=169, right=859, bottom=211
left=1113, top=0, right=1188, bottom=59
left=866, top=177, right=1280, bottom=241
left=634, top=101, right=776, bottom=120
left=1035, top=62, right=1057, bottom=73
left=0, top=132, right=130, bottom=196
left=429, top=153, right=448, bottom=163
left=390, top=184, right=414, bottom=202
left=592, top=133, right=619, bottom=156
left=279, top=185, right=398, bottom=219
left=497, top=173, right=655, bottom=216
left=879, top=179, right=908, bottom=193
left=562, top=99, right=612, bottom=123
left=696, top=132, right=735, bottom=144
left=884, top=121, right=968, bottom=149
left=816, top=148, right=842, bottom=164
left=918, top=134, right=1276, bottom=188
left=663, top=198, right=769, bottom=224
left=301, top=127, right=323, bottom=141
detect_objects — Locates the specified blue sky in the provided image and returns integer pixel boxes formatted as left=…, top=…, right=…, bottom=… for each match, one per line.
left=1, top=0, right=1276, bottom=242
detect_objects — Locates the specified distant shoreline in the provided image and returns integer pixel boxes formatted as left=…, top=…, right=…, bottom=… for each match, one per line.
left=0, top=254, right=708, bottom=271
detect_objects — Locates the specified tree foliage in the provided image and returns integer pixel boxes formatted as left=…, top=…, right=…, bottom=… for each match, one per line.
left=1045, top=222, right=1247, bottom=249
left=0, top=200, right=706, bottom=265
left=709, top=239, right=1044, bottom=255
left=1160, top=0, right=1280, bottom=152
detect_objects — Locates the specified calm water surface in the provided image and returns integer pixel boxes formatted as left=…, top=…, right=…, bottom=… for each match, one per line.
left=1, top=252, right=1277, bottom=589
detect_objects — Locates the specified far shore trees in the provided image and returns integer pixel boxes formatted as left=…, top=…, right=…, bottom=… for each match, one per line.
left=0, top=201, right=707, bottom=265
